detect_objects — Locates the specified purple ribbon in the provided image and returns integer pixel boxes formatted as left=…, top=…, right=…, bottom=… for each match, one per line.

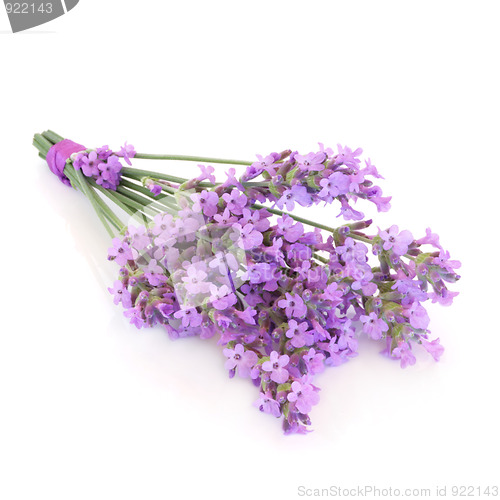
left=46, top=139, right=86, bottom=186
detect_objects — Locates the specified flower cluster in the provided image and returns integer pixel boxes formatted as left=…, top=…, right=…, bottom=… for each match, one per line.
left=72, top=143, right=136, bottom=191
left=241, top=144, right=391, bottom=220
left=105, top=144, right=461, bottom=434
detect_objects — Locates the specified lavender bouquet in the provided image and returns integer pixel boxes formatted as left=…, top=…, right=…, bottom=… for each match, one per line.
left=33, top=129, right=460, bottom=434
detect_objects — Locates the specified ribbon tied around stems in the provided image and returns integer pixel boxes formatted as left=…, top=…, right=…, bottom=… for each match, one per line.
left=46, top=139, right=86, bottom=186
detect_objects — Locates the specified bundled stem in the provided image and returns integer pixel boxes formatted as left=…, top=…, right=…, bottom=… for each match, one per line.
left=33, top=130, right=350, bottom=240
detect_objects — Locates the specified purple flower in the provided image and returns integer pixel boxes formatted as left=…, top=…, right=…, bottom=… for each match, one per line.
left=209, top=251, right=239, bottom=274
left=108, top=238, right=135, bottom=266
left=157, top=302, right=174, bottom=319
left=362, top=158, right=383, bottom=178
left=350, top=265, right=376, bottom=296
left=196, top=164, right=216, bottom=184
left=287, top=380, right=320, bottom=414
left=416, top=227, right=442, bottom=250
left=348, top=171, right=365, bottom=193
left=248, top=263, right=275, bottom=284
left=72, top=152, right=86, bottom=171
left=392, top=342, right=416, bottom=369
left=276, top=215, right=304, bottom=243
left=336, top=237, right=368, bottom=263
left=371, top=195, right=392, bottom=212
left=318, top=172, right=350, bottom=199
left=277, top=185, right=312, bottom=211
left=80, top=151, right=100, bottom=177
left=239, top=208, right=270, bottom=232
left=173, top=308, right=203, bottom=328
left=392, top=278, right=428, bottom=305
left=405, top=302, right=430, bottom=330
left=108, top=280, right=132, bottom=308
left=432, top=250, right=461, bottom=273
left=98, top=155, right=122, bottom=183
left=144, top=259, right=166, bottom=286
left=335, top=144, right=362, bottom=168
left=126, top=225, right=150, bottom=251
left=96, top=145, right=113, bottom=161
left=181, top=265, right=209, bottom=294
left=339, top=198, right=364, bottom=221
left=152, top=213, right=174, bottom=235
left=360, top=312, right=389, bottom=340
left=117, top=142, right=136, bottom=166
left=286, top=320, right=314, bottom=348
left=429, top=289, right=459, bottom=306
left=213, top=208, right=238, bottom=226
left=379, top=225, right=414, bottom=256
left=319, top=282, right=344, bottom=305
left=421, top=337, right=444, bottom=361
left=190, top=190, right=219, bottom=217
left=209, top=284, right=237, bottom=311
left=295, top=151, right=326, bottom=172
left=229, top=223, right=263, bottom=250
left=124, top=307, right=145, bottom=329
left=240, top=284, right=263, bottom=306
left=223, top=344, right=258, bottom=378
left=318, top=142, right=335, bottom=157
left=222, top=188, right=248, bottom=215
left=278, top=293, right=307, bottom=319
left=235, top=307, right=257, bottom=325
left=262, top=351, right=290, bottom=383
left=221, top=169, right=244, bottom=191
left=252, top=154, right=278, bottom=176
left=302, top=348, right=325, bottom=375
left=253, top=392, right=281, bottom=417
left=145, top=180, right=162, bottom=196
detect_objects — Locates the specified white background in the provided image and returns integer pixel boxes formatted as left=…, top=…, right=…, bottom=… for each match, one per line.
left=1, top=1, right=499, bottom=499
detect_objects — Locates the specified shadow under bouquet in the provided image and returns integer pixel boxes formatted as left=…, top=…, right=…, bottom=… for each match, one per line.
left=33, top=129, right=460, bottom=434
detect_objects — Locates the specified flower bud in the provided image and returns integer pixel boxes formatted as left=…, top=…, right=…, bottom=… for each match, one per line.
left=271, top=328, right=283, bottom=341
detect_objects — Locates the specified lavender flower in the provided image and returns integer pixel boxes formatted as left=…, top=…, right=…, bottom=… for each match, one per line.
left=378, top=225, right=414, bottom=256
left=392, top=342, right=417, bottom=369
left=190, top=190, right=219, bottom=217
left=360, top=312, right=389, bottom=340
left=223, top=344, right=258, bottom=378
left=278, top=293, right=307, bottom=319
left=262, top=352, right=290, bottom=384
left=117, top=142, right=136, bottom=165
left=277, top=185, right=312, bottom=211
left=254, top=392, right=281, bottom=417
left=295, top=151, right=326, bottom=171
left=37, top=131, right=460, bottom=435
left=287, top=380, right=320, bottom=414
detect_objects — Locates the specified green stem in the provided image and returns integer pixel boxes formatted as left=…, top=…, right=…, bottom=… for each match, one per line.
left=70, top=166, right=115, bottom=238
left=88, top=179, right=151, bottom=226
left=134, top=153, right=252, bottom=166
left=87, top=187, right=125, bottom=231
left=42, top=130, right=64, bottom=145
left=115, top=185, right=164, bottom=216
left=109, top=187, right=157, bottom=218
left=121, top=167, right=189, bottom=185
left=119, top=178, right=178, bottom=210
left=253, top=203, right=344, bottom=234
left=348, top=232, right=375, bottom=245
left=33, top=134, right=52, bottom=156
left=67, top=167, right=123, bottom=231
left=313, top=253, right=329, bottom=264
